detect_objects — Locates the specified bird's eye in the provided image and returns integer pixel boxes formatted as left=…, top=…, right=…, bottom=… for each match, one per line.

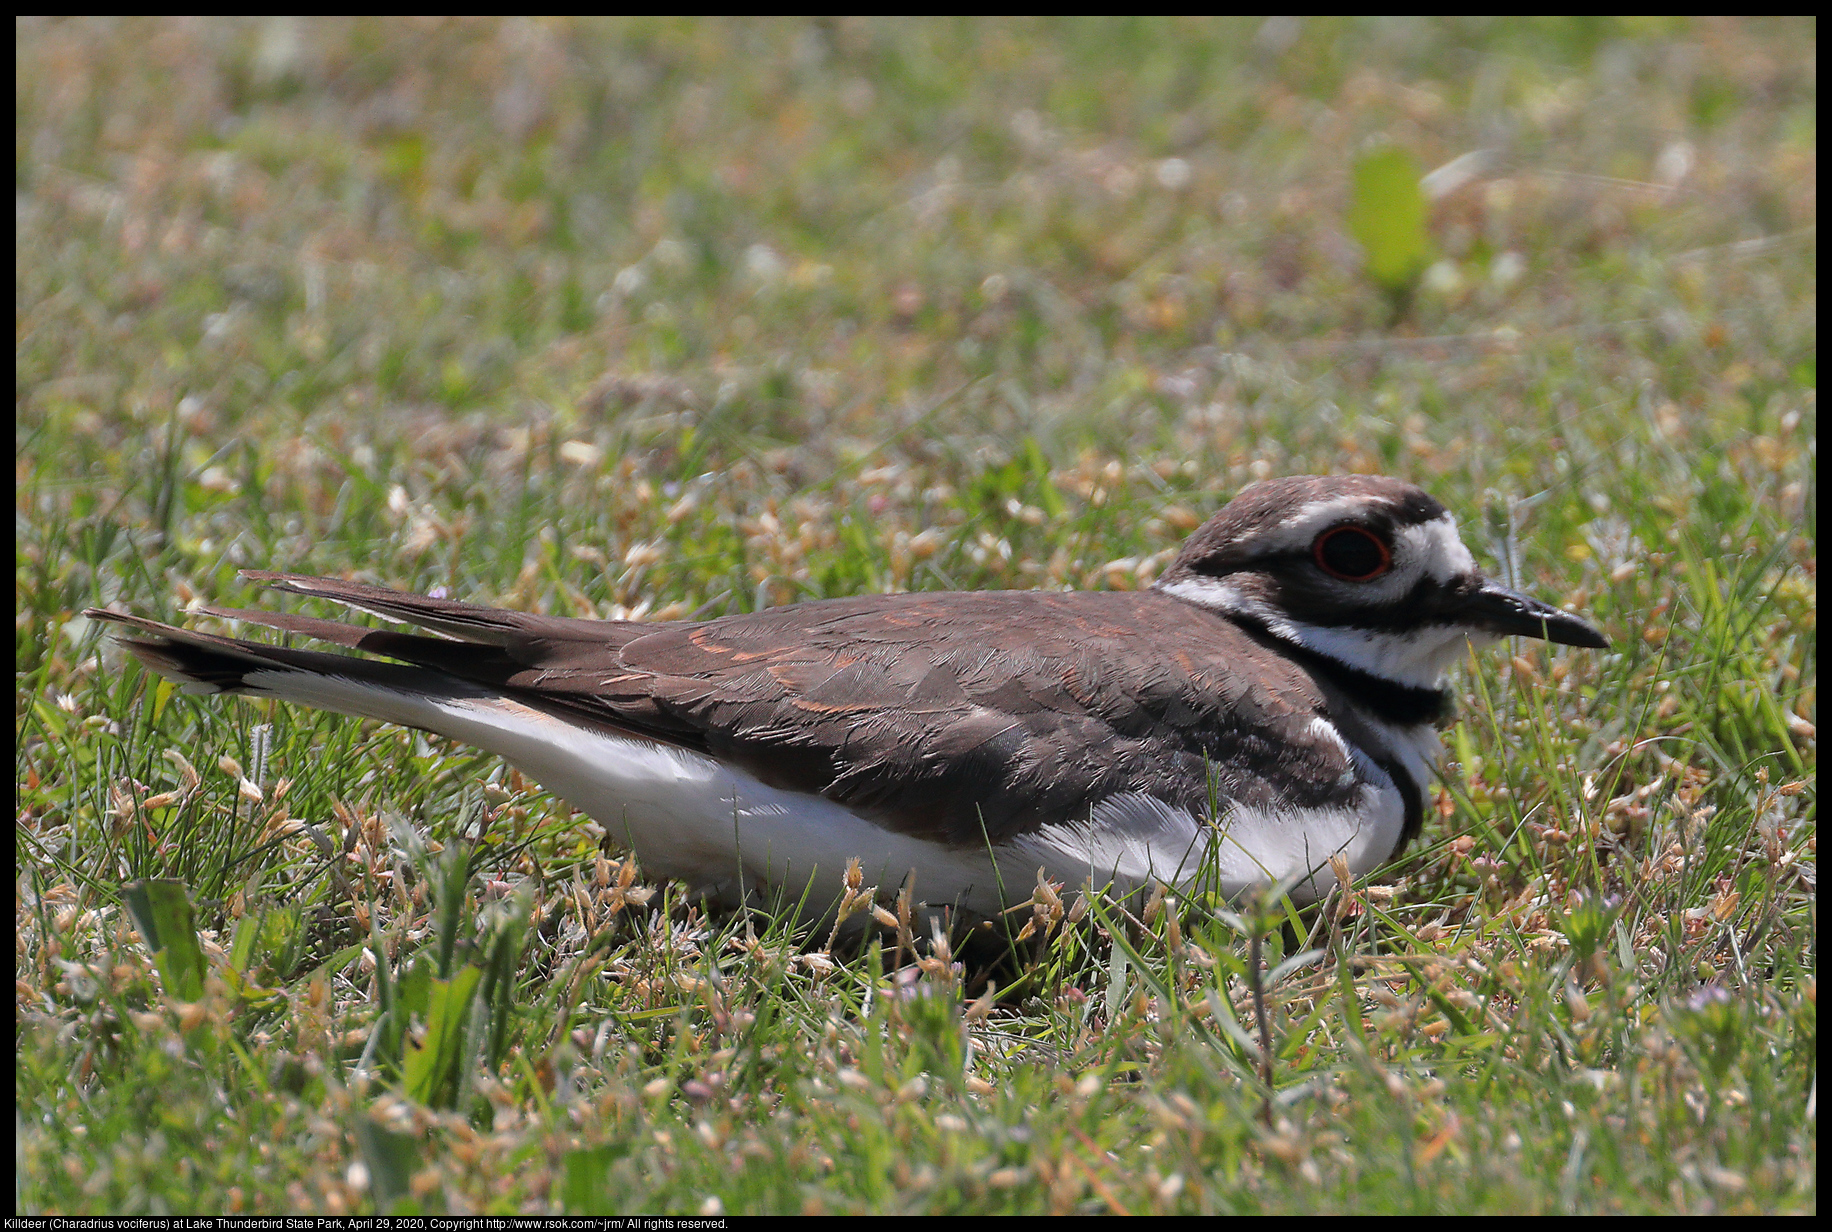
left=1313, top=525, right=1392, bottom=581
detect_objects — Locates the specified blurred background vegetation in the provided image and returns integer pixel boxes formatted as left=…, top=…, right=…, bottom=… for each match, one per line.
left=18, top=16, right=1814, bottom=615
left=17, top=17, right=1814, bottom=1215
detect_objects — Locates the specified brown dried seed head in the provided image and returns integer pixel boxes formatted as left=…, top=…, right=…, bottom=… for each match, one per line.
left=166, top=750, right=202, bottom=790
left=1328, top=853, right=1352, bottom=887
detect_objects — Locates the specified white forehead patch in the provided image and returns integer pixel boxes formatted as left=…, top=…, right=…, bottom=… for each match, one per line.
left=1395, top=514, right=1478, bottom=584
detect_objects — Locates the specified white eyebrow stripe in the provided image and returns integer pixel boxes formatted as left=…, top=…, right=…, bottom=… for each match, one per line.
left=1224, top=494, right=1389, bottom=554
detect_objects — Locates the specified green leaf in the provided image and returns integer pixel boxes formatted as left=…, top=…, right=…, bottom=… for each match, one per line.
left=122, top=879, right=207, bottom=1003
left=403, top=964, right=485, bottom=1107
left=1266, top=947, right=1327, bottom=984
left=477, top=893, right=533, bottom=1070
left=354, top=1116, right=420, bottom=1213
left=397, top=954, right=434, bottom=1020
left=1023, top=435, right=1066, bottom=518
left=561, top=1142, right=632, bottom=1213
left=1348, top=146, right=1433, bottom=292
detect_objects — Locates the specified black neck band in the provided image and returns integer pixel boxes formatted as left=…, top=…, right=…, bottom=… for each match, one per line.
left=1233, top=618, right=1453, bottom=727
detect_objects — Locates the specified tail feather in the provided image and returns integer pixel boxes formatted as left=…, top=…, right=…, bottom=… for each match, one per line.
left=82, top=609, right=487, bottom=701
left=242, top=571, right=637, bottom=647
left=83, top=603, right=680, bottom=747
left=192, top=604, right=518, bottom=680
left=87, top=564, right=645, bottom=695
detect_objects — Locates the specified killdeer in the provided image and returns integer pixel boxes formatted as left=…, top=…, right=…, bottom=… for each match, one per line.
left=87, top=475, right=1606, bottom=916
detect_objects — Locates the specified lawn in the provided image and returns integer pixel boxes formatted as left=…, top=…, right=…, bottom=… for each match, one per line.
left=16, top=17, right=1815, bottom=1214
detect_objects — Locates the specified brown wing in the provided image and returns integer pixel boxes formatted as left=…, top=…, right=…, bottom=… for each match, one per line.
left=200, top=575, right=1363, bottom=846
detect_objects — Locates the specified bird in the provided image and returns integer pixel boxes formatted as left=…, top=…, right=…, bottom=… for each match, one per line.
left=86, top=474, right=1607, bottom=917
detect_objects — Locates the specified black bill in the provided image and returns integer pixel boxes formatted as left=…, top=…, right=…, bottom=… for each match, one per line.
left=1457, top=579, right=1610, bottom=648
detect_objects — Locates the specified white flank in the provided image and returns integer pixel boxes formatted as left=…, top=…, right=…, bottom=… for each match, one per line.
left=1010, top=771, right=1405, bottom=907
left=239, top=666, right=1004, bottom=915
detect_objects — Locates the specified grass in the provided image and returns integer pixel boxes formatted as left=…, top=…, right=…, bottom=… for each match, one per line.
left=17, top=16, right=1815, bottom=1215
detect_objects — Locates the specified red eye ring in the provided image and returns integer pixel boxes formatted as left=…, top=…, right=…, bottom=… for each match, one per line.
left=1313, top=525, right=1392, bottom=582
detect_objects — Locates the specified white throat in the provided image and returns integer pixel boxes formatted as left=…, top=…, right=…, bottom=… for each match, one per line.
left=1155, top=573, right=1480, bottom=690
